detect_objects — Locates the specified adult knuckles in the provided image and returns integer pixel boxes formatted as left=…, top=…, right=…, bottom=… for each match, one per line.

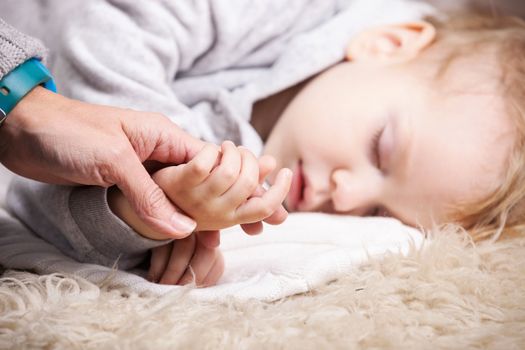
left=102, top=143, right=133, bottom=170
left=93, top=161, right=118, bottom=186
left=142, top=112, right=182, bottom=137
left=148, top=111, right=171, bottom=123
left=89, top=143, right=131, bottom=185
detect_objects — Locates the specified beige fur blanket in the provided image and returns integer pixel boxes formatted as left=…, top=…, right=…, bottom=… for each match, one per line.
left=1, top=228, right=524, bottom=349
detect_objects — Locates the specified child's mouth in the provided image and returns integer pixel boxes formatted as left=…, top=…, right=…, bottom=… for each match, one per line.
left=286, top=160, right=305, bottom=211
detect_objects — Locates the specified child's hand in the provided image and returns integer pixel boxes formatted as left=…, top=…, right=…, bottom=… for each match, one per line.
left=147, top=232, right=224, bottom=286
left=238, top=154, right=289, bottom=235
left=152, top=141, right=292, bottom=232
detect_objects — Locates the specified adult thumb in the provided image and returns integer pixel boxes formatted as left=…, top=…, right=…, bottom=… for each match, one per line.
left=115, top=154, right=196, bottom=239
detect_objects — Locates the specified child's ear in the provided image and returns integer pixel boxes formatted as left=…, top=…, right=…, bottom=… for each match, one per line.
left=346, top=21, right=436, bottom=64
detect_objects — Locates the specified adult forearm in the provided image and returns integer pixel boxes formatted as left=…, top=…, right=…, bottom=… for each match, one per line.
left=0, top=86, right=203, bottom=238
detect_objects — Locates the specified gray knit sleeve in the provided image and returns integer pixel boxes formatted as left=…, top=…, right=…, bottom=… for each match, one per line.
left=6, top=176, right=172, bottom=270
left=0, top=18, right=47, bottom=80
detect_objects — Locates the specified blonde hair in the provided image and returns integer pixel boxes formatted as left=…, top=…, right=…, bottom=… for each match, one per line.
left=428, top=15, right=525, bottom=241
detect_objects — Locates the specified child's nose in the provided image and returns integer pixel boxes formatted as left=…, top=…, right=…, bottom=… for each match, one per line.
left=330, top=168, right=379, bottom=213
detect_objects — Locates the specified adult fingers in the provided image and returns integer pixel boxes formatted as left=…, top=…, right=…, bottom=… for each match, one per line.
left=124, top=113, right=206, bottom=164
left=114, top=152, right=196, bottom=239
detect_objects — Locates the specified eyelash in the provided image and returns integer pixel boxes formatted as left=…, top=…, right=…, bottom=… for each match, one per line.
left=371, top=206, right=390, bottom=217
left=371, top=126, right=384, bottom=169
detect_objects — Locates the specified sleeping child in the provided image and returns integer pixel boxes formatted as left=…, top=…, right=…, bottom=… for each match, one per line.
left=6, top=0, right=525, bottom=286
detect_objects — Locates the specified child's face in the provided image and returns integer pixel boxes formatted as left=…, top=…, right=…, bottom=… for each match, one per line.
left=263, top=23, right=515, bottom=227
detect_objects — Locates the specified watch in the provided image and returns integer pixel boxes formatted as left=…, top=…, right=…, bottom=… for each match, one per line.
left=0, top=58, right=57, bottom=124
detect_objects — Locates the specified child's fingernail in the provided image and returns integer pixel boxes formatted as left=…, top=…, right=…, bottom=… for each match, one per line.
left=282, top=168, right=292, bottom=179
left=170, top=212, right=196, bottom=234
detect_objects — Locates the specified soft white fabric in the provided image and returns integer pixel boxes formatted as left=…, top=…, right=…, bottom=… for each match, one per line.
left=191, top=213, right=424, bottom=301
left=84, top=213, right=424, bottom=301
left=0, top=205, right=422, bottom=302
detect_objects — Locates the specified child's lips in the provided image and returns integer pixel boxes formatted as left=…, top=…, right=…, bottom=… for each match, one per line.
left=286, top=161, right=304, bottom=211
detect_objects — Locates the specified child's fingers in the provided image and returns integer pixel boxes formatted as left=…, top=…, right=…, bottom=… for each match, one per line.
left=240, top=221, right=264, bottom=235
left=201, top=252, right=225, bottom=287
left=154, top=143, right=220, bottom=189
left=253, top=180, right=289, bottom=225
left=178, top=240, right=218, bottom=286
left=240, top=185, right=288, bottom=229
left=187, top=143, right=222, bottom=185
left=148, top=244, right=172, bottom=282
left=221, top=147, right=260, bottom=207
left=158, top=235, right=196, bottom=285
left=234, top=168, right=292, bottom=223
left=258, top=155, right=276, bottom=184
left=197, top=230, right=221, bottom=248
left=263, top=205, right=289, bottom=225
left=200, top=141, right=241, bottom=197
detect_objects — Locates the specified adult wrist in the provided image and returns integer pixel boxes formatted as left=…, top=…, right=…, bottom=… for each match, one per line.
left=2, top=86, right=50, bottom=129
left=0, top=86, right=58, bottom=164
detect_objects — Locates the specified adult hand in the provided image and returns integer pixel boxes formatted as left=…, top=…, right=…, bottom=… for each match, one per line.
left=0, top=86, right=205, bottom=239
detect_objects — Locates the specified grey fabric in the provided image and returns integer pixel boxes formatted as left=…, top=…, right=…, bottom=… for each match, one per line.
left=3, top=0, right=434, bottom=272
left=0, top=18, right=47, bottom=79
left=7, top=178, right=169, bottom=270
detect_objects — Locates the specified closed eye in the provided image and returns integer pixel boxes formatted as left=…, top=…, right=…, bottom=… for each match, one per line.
left=370, top=126, right=385, bottom=169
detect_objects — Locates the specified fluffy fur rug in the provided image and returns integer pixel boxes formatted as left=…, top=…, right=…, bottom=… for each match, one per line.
left=0, top=228, right=524, bottom=349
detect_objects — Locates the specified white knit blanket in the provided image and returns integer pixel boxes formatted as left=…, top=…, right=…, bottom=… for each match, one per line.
left=0, top=207, right=422, bottom=302
left=190, top=213, right=423, bottom=301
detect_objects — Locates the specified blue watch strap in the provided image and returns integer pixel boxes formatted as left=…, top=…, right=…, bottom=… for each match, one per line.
left=0, top=58, right=56, bottom=122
